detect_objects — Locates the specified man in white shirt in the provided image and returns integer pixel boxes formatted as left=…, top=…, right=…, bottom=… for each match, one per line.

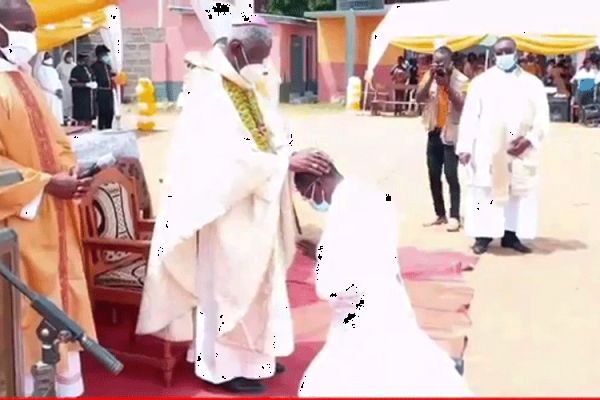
left=456, top=37, right=550, bottom=255
left=571, top=58, right=598, bottom=106
left=293, top=169, right=472, bottom=397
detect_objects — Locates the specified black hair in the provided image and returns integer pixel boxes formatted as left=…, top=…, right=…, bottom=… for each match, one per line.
left=434, top=46, right=453, bottom=58
left=95, top=45, right=110, bottom=57
left=294, top=165, right=342, bottom=190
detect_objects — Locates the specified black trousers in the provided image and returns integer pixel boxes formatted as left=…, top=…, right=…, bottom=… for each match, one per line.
left=426, top=129, right=460, bottom=219
left=97, top=90, right=114, bottom=130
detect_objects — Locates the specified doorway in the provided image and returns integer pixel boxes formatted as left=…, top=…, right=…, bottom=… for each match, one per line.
left=290, top=35, right=305, bottom=96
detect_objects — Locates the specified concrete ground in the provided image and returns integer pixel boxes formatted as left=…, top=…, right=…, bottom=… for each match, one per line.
left=124, top=105, right=600, bottom=396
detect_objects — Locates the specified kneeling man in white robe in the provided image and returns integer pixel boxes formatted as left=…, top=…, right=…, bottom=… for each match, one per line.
left=456, top=36, right=550, bottom=255
left=135, top=14, right=333, bottom=394
left=294, top=168, right=472, bottom=397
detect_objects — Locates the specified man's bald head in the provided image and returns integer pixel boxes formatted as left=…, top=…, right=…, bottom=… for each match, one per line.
left=225, top=24, right=272, bottom=70
left=0, top=0, right=35, bottom=52
left=493, top=36, right=517, bottom=55
left=432, top=46, right=453, bottom=72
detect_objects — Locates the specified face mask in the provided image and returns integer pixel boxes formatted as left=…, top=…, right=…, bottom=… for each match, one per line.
left=43, top=58, right=53, bottom=66
left=65, top=57, right=73, bottom=64
left=238, top=46, right=268, bottom=85
left=0, top=23, right=37, bottom=66
left=307, top=182, right=330, bottom=213
left=496, top=53, right=517, bottom=72
left=101, top=55, right=111, bottom=65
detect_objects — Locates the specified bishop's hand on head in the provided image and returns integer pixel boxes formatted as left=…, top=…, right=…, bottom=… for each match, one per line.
left=289, top=149, right=332, bottom=176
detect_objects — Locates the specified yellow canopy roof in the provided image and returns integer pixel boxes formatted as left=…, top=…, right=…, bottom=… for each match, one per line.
left=37, top=9, right=107, bottom=51
left=31, top=0, right=118, bottom=51
left=30, top=0, right=117, bottom=25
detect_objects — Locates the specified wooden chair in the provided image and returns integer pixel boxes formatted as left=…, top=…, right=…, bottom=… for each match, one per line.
left=78, top=167, right=180, bottom=387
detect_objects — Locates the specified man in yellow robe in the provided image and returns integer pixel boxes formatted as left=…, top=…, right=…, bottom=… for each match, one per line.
left=0, top=0, right=96, bottom=396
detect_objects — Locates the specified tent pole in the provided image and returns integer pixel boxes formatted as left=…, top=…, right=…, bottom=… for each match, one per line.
left=345, top=9, right=356, bottom=83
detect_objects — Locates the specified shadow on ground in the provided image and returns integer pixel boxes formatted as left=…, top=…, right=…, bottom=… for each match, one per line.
left=485, top=237, right=587, bottom=257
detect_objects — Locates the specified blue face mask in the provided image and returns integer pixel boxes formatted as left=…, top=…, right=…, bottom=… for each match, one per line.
left=310, top=198, right=330, bottom=212
left=307, top=182, right=330, bottom=213
left=496, top=53, right=517, bottom=72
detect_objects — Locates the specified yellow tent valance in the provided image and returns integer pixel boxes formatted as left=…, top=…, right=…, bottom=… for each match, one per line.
left=390, top=35, right=488, bottom=54
left=512, top=34, right=598, bottom=55
left=36, top=9, right=107, bottom=51
left=30, top=0, right=117, bottom=26
left=389, top=34, right=598, bottom=56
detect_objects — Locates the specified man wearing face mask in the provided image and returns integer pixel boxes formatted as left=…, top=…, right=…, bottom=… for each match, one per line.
left=57, top=51, right=75, bottom=123
left=416, top=46, right=469, bottom=233
left=456, top=37, right=550, bottom=255
left=294, top=169, right=473, bottom=398
left=91, top=45, right=115, bottom=130
left=0, top=0, right=96, bottom=396
left=69, top=53, right=97, bottom=127
left=136, top=13, right=333, bottom=394
left=33, top=51, right=64, bottom=124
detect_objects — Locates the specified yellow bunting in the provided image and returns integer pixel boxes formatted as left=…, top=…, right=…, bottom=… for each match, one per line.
left=390, top=35, right=487, bottom=54
left=36, top=9, right=107, bottom=51
left=30, top=0, right=118, bottom=26
left=136, top=78, right=157, bottom=132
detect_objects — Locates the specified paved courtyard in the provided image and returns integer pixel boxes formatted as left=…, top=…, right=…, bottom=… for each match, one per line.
left=124, top=105, right=600, bottom=396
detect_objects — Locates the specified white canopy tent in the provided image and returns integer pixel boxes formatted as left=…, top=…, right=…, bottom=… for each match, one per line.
left=365, top=0, right=600, bottom=81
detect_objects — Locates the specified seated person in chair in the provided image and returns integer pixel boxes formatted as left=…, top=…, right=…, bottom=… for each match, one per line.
left=571, top=58, right=598, bottom=106
left=293, top=168, right=472, bottom=397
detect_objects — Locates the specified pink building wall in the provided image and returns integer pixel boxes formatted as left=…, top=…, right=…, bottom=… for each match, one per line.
left=119, top=0, right=317, bottom=101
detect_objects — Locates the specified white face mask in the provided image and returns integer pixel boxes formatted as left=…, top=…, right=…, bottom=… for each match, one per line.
left=240, top=63, right=269, bottom=85
left=0, top=23, right=37, bottom=66
left=43, top=57, right=53, bottom=66
left=238, top=46, right=269, bottom=85
left=496, top=53, right=517, bottom=72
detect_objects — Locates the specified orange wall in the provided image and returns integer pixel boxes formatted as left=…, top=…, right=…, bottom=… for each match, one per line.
left=356, top=16, right=403, bottom=65
left=316, top=15, right=405, bottom=101
left=317, top=18, right=346, bottom=63
left=316, top=16, right=403, bottom=67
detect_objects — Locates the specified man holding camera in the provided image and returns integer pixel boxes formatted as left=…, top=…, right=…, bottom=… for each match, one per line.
left=416, top=46, right=469, bottom=232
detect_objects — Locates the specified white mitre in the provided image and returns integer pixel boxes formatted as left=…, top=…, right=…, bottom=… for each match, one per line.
left=191, top=0, right=254, bottom=44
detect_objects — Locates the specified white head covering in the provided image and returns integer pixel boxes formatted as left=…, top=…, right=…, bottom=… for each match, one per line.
left=190, top=0, right=281, bottom=102
left=32, top=52, right=47, bottom=80
left=191, top=0, right=254, bottom=44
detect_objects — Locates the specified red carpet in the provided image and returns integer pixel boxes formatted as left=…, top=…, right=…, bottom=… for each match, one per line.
left=82, top=247, right=477, bottom=396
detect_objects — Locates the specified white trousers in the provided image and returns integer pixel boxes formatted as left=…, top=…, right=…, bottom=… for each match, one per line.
left=24, top=351, right=84, bottom=397
left=186, top=234, right=294, bottom=384
left=463, top=186, right=538, bottom=240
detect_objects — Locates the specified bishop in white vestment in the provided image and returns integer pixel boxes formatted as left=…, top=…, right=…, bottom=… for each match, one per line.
left=135, top=13, right=332, bottom=394
left=293, top=169, right=472, bottom=397
left=456, top=37, right=550, bottom=255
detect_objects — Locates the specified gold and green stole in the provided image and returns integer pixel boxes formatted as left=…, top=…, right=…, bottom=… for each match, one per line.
left=222, top=77, right=274, bottom=153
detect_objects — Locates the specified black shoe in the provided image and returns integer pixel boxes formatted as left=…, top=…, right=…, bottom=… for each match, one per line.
left=501, top=237, right=532, bottom=254
left=472, top=239, right=490, bottom=255
left=275, top=362, right=285, bottom=375
left=217, top=378, right=265, bottom=394
left=453, top=358, right=465, bottom=376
